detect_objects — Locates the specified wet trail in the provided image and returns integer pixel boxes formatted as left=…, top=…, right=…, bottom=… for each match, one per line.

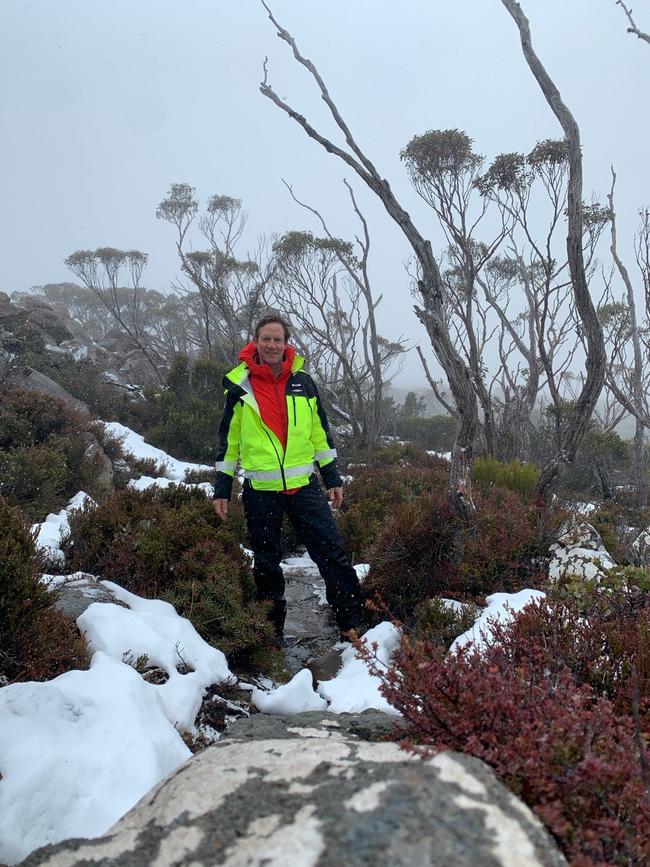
left=280, top=552, right=340, bottom=676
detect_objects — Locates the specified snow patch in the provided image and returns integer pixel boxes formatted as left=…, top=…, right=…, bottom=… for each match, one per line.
left=79, top=581, right=235, bottom=731
left=105, top=421, right=212, bottom=482
left=32, top=491, right=96, bottom=565
left=318, top=622, right=401, bottom=715
left=252, top=669, right=328, bottom=714
left=449, top=589, right=546, bottom=655
left=0, top=653, right=190, bottom=865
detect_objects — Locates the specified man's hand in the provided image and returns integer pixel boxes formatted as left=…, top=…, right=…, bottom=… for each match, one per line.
left=214, top=499, right=229, bottom=520
left=328, top=486, right=343, bottom=509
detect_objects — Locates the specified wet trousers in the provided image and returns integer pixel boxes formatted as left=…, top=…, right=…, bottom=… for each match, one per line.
left=242, top=475, right=362, bottom=635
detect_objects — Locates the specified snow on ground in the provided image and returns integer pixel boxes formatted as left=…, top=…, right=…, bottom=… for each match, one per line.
left=354, top=563, right=369, bottom=582
left=0, top=653, right=191, bottom=865
left=449, top=589, right=546, bottom=654
left=80, top=581, right=235, bottom=731
left=128, top=475, right=214, bottom=497
left=105, top=421, right=212, bottom=483
left=252, top=669, right=328, bottom=714
left=573, top=501, right=598, bottom=516
left=251, top=623, right=401, bottom=716
left=31, top=491, right=96, bottom=565
left=318, top=622, right=401, bottom=715
left=0, top=582, right=234, bottom=865
left=426, top=450, right=452, bottom=461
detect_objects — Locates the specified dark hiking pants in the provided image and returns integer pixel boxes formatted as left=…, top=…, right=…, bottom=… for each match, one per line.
left=242, top=474, right=362, bottom=635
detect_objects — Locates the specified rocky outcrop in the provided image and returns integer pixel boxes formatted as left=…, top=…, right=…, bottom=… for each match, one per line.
left=630, top=527, right=650, bottom=569
left=81, top=435, right=114, bottom=492
left=548, top=521, right=615, bottom=582
left=9, top=367, right=90, bottom=413
left=0, top=298, right=74, bottom=344
left=22, top=712, right=567, bottom=867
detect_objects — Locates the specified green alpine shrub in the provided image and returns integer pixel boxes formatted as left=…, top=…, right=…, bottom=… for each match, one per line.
left=0, top=496, right=89, bottom=682
left=64, top=486, right=272, bottom=658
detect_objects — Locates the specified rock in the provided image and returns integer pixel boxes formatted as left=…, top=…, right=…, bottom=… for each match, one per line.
left=11, top=367, right=89, bottom=413
left=556, top=521, right=606, bottom=551
left=0, top=298, right=73, bottom=343
left=21, top=714, right=567, bottom=866
left=82, top=436, right=114, bottom=492
left=307, top=648, right=344, bottom=688
left=111, top=457, right=132, bottom=486
left=225, top=709, right=405, bottom=743
left=53, top=575, right=121, bottom=620
left=25, top=306, right=74, bottom=343
left=548, top=521, right=616, bottom=583
left=630, top=528, right=650, bottom=569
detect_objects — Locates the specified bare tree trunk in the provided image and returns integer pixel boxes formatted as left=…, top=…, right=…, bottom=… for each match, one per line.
left=501, top=0, right=607, bottom=502
left=608, top=169, right=648, bottom=508
left=633, top=422, right=648, bottom=508
left=260, top=2, right=478, bottom=517
left=595, top=458, right=614, bottom=500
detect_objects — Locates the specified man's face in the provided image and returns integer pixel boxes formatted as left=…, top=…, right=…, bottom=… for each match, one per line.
left=255, top=322, right=287, bottom=366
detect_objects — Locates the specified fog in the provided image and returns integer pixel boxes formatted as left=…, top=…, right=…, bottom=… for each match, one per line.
left=1, top=0, right=648, bottom=385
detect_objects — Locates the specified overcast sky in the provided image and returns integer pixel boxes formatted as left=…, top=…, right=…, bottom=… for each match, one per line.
left=1, top=0, right=648, bottom=386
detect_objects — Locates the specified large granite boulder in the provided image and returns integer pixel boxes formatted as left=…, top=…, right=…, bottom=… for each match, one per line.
left=10, top=367, right=89, bottom=413
left=0, top=298, right=74, bottom=344
left=22, top=712, right=567, bottom=866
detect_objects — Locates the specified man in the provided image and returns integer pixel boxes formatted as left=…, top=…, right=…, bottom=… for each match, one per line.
left=213, top=314, right=363, bottom=642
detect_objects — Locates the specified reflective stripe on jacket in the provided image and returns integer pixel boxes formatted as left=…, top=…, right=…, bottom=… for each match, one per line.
left=214, top=354, right=341, bottom=497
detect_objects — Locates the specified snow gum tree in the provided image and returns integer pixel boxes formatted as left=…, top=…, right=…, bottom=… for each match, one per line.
left=64, top=246, right=166, bottom=382
left=156, top=183, right=271, bottom=364
left=260, top=0, right=607, bottom=509
left=270, top=194, right=406, bottom=445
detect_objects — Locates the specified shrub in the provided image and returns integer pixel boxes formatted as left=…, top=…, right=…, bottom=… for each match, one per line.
left=338, top=452, right=449, bottom=561
left=0, top=386, right=88, bottom=449
left=163, top=541, right=272, bottom=656
left=514, top=571, right=650, bottom=726
left=143, top=354, right=228, bottom=463
left=370, top=629, right=650, bottom=866
left=413, top=597, right=479, bottom=649
left=0, top=496, right=89, bottom=682
left=363, top=486, right=551, bottom=621
left=589, top=496, right=650, bottom=564
left=0, top=387, right=115, bottom=519
left=88, top=422, right=127, bottom=463
left=393, top=414, right=458, bottom=451
left=64, top=486, right=272, bottom=658
left=0, top=443, right=70, bottom=520
left=127, top=455, right=165, bottom=478
left=472, top=456, right=540, bottom=497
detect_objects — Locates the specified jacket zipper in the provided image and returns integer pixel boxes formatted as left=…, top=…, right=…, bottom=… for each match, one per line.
left=262, top=426, right=287, bottom=490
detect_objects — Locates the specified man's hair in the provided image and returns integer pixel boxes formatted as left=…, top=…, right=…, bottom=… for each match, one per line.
left=254, top=314, right=291, bottom=341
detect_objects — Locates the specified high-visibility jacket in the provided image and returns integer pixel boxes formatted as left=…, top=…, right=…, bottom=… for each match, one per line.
left=213, top=352, right=341, bottom=498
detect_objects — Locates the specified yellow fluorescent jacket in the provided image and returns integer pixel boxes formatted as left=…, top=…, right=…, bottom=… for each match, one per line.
left=213, top=355, right=340, bottom=496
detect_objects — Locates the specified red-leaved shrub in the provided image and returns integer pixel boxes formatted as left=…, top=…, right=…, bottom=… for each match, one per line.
left=363, top=486, right=551, bottom=620
left=493, top=588, right=650, bottom=730
left=365, top=602, right=650, bottom=866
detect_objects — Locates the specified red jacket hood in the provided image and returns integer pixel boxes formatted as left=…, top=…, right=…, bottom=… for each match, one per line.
left=239, top=341, right=296, bottom=376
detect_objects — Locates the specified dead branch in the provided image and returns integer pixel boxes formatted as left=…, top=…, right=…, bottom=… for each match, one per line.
left=616, top=1, right=650, bottom=44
